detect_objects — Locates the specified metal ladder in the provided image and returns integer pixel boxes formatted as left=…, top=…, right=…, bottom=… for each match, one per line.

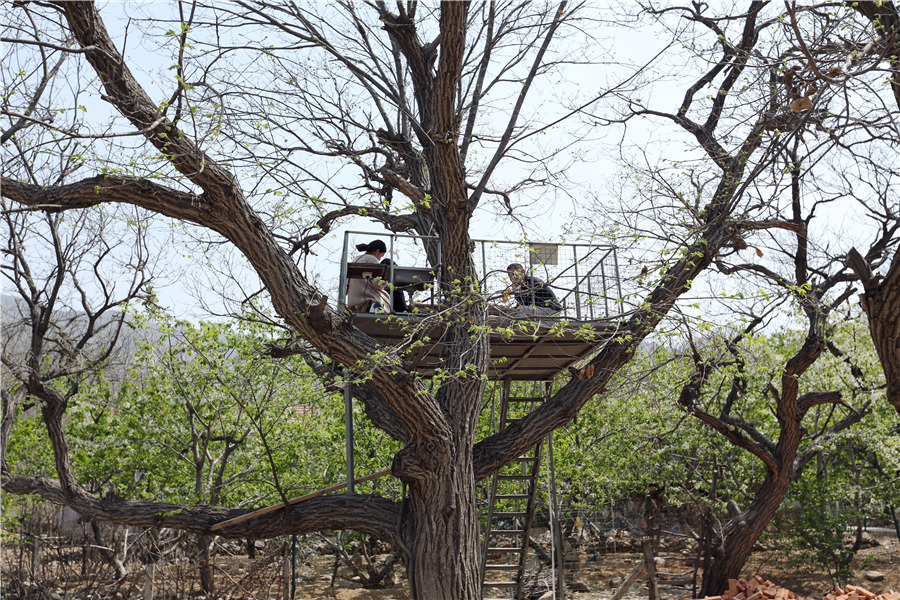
left=480, top=381, right=549, bottom=600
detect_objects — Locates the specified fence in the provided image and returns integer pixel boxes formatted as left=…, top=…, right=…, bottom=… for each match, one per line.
left=338, top=232, right=625, bottom=320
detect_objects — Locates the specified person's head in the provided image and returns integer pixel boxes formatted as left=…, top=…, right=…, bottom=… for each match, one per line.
left=506, top=263, right=525, bottom=284
left=356, top=239, right=387, bottom=259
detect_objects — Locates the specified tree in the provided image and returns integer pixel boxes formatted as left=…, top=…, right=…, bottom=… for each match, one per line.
left=90, top=315, right=363, bottom=592
left=2, top=2, right=897, bottom=598
left=556, top=319, right=897, bottom=588
left=575, top=0, right=900, bottom=590
left=0, top=197, right=157, bottom=578
left=848, top=247, right=900, bottom=418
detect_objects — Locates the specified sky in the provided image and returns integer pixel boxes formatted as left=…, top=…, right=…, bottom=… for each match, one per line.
left=4, top=2, right=894, bottom=327
left=74, top=1, right=671, bottom=318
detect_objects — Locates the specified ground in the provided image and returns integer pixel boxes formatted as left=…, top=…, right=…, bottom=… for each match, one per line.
left=3, top=531, right=897, bottom=599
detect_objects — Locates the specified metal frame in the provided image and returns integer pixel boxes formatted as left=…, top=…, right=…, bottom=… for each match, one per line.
left=338, top=232, right=622, bottom=599
left=339, top=232, right=621, bottom=321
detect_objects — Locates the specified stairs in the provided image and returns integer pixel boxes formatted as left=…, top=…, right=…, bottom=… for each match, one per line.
left=480, top=382, right=548, bottom=600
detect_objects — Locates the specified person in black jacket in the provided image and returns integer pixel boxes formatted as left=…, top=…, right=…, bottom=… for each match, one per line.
left=380, top=258, right=408, bottom=312
left=506, top=263, right=561, bottom=317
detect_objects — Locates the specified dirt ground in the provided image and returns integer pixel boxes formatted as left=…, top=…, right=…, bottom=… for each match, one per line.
left=3, top=531, right=898, bottom=600
left=568, top=534, right=900, bottom=600
left=231, top=532, right=900, bottom=600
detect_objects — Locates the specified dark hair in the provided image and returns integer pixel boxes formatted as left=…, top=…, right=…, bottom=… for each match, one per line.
left=356, top=239, right=387, bottom=253
left=507, top=263, right=524, bottom=272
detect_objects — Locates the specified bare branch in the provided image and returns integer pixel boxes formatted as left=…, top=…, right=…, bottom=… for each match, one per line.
left=0, top=473, right=400, bottom=543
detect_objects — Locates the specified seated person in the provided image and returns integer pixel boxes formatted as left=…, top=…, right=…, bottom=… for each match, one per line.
left=380, top=258, right=409, bottom=312
left=347, top=239, right=392, bottom=313
left=505, top=263, right=562, bottom=317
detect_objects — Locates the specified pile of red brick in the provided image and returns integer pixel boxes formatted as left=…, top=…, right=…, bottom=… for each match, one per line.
left=687, top=577, right=900, bottom=600
left=826, top=584, right=900, bottom=600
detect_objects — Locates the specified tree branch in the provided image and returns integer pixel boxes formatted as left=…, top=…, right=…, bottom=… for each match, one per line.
left=469, top=1, right=567, bottom=210
left=797, top=390, right=843, bottom=415
left=0, top=473, right=401, bottom=543
left=1, top=176, right=211, bottom=229
left=689, top=407, right=779, bottom=473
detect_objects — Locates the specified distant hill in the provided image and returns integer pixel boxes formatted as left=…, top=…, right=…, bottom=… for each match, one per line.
left=1, top=294, right=166, bottom=386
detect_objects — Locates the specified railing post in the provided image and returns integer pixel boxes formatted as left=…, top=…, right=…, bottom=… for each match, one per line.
left=338, top=231, right=351, bottom=311
left=144, top=562, right=155, bottom=600
left=345, top=381, right=354, bottom=494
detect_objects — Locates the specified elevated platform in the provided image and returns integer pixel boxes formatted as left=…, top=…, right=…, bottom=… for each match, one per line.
left=351, top=312, right=616, bottom=381
left=339, top=231, right=626, bottom=380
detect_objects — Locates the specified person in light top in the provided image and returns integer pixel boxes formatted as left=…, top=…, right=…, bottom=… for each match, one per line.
left=347, top=240, right=392, bottom=313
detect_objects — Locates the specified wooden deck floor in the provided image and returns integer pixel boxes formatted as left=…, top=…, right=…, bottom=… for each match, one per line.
left=350, top=312, right=617, bottom=381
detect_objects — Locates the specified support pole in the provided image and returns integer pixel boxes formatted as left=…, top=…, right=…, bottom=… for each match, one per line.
left=642, top=537, right=660, bottom=600
left=548, top=431, right=565, bottom=599
left=282, top=550, right=291, bottom=600
left=291, top=535, right=297, bottom=600
left=345, top=383, right=355, bottom=494
left=144, top=563, right=155, bottom=600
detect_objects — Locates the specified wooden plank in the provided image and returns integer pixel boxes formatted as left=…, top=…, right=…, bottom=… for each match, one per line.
left=352, top=311, right=616, bottom=380
left=642, top=537, right=660, bottom=600
left=211, top=469, right=391, bottom=532
left=611, top=562, right=645, bottom=600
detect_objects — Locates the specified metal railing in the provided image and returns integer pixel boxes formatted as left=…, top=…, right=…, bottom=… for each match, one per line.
left=339, top=232, right=623, bottom=320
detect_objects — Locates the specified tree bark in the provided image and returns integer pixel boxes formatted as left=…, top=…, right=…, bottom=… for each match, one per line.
left=198, top=535, right=215, bottom=594
left=404, top=460, right=481, bottom=598
left=91, top=522, right=128, bottom=580
left=849, top=248, right=900, bottom=417
left=702, top=470, right=793, bottom=594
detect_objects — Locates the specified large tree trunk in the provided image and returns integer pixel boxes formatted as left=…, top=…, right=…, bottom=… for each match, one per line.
left=848, top=248, right=900, bottom=417
left=405, top=462, right=481, bottom=598
left=702, top=471, right=792, bottom=594
left=860, top=250, right=900, bottom=417
left=398, top=291, right=487, bottom=598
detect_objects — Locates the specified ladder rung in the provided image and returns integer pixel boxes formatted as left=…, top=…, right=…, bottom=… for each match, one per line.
left=498, top=474, right=533, bottom=480
left=499, top=463, right=536, bottom=470
left=484, top=581, right=518, bottom=587
left=484, top=564, right=520, bottom=570
left=496, top=494, right=531, bottom=500
left=489, top=529, right=525, bottom=535
left=493, top=512, right=527, bottom=518
left=487, top=547, right=524, bottom=553
left=506, top=396, right=544, bottom=402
